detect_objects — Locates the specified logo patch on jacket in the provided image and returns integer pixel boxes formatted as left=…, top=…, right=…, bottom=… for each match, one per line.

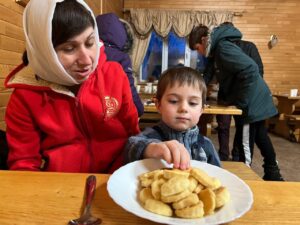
left=104, top=96, right=119, bottom=118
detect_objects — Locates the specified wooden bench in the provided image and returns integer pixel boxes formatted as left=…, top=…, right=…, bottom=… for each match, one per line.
left=285, top=114, right=300, bottom=142
left=295, top=101, right=300, bottom=114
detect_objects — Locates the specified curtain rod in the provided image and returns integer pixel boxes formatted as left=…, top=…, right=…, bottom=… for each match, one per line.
left=123, top=8, right=245, bottom=17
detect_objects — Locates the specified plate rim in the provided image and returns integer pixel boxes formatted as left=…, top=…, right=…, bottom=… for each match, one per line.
left=107, top=159, right=253, bottom=225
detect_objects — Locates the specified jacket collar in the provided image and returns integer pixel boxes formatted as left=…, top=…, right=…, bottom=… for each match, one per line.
left=157, top=121, right=200, bottom=143
left=5, top=63, right=75, bottom=97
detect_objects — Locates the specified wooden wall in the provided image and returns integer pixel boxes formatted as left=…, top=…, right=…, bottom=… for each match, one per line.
left=0, top=0, right=124, bottom=131
left=124, top=0, right=300, bottom=94
left=100, top=0, right=124, bottom=18
left=85, top=0, right=124, bottom=17
left=0, top=0, right=24, bottom=131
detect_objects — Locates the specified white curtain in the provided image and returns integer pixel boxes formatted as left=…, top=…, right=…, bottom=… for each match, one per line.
left=128, top=9, right=234, bottom=75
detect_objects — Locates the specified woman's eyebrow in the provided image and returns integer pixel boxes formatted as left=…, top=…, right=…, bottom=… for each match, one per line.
left=65, top=31, right=95, bottom=43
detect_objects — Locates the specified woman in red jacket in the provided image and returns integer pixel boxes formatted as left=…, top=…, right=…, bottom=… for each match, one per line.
left=4, top=0, right=139, bottom=173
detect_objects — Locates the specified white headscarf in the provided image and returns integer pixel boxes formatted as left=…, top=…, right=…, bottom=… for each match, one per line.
left=23, top=0, right=100, bottom=86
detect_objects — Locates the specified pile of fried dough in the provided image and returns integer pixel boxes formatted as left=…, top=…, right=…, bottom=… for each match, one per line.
left=138, top=167, right=230, bottom=218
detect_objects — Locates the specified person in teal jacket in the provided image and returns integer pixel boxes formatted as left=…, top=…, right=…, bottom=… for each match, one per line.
left=189, top=24, right=284, bottom=181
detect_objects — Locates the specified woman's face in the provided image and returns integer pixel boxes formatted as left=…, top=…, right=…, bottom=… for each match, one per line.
left=55, top=26, right=97, bottom=83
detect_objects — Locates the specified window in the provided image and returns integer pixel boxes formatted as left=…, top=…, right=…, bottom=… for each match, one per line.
left=140, top=31, right=204, bottom=81
left=141, top=31, right=162, bottom=81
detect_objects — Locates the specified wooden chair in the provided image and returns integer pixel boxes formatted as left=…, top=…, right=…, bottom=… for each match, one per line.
left=285, top=114, right=300, bottom=142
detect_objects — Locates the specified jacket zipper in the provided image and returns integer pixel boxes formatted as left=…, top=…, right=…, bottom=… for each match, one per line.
left=74, top=92, right=94, bottom=172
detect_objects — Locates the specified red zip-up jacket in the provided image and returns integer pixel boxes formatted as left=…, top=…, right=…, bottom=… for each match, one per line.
left=5, top=47, right=140, bottom=173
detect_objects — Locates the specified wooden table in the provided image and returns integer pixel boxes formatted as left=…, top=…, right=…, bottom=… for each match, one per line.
left=221, top=161, right=262, bottom=181
left=143, top=104, right=242, bottom=115
left=141, top=103, right=242, bottom=136
left=2, top=162, right=300, bottom=225
left=269, top=94, right=300, bottom=142
left=273, top=94, right=300, bottom=119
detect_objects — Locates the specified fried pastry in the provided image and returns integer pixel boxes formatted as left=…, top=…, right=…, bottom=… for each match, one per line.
left=139, top=169, right=163, bottom=179
left=172, top=193, right=200, bottom=210
left=161, top=176, right=190, bottom=197
left=151, top=178, right=166, bottom=200
left=175, top=202, right=204, bottom=218
left=144, top=199, right=173, bottom=217
left=193, top=183, right=204, bottom=194
left=163, top=168, right=190, bottom=179
left=139, top=187, right=154, bottom=204
left=139, top=177, right=153, bottom=188
left=137, top=167, right=230, bottom=219
left=214, top=186, right=230, bottom=208
left=190, top=168, right=221, bottom=190
left=161, top=189, right=191, bottom=203
left=198, top=188, right=216, bottom=215
left=188, top=176, right=198, bottom=192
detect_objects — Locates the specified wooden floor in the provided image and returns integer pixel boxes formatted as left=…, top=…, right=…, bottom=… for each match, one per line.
left=210, top=127, right=300, bottom=182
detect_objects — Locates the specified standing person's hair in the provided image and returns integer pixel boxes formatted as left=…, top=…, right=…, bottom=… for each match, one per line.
left=220, top=21, right=234, bottom=27
left=189, top=25, right=209, bottom=50
left=156, top=66, right=207, bottom=106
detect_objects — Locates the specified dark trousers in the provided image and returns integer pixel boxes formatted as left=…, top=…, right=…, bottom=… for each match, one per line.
left=233, top=119, right=277, bottom=166
left=0, top=130, right=8, bottom=170
left=216, top=115, right=232, bottom=160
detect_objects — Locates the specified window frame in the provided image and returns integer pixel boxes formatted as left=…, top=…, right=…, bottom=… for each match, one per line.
left=139, top=31, right=193, bottom=81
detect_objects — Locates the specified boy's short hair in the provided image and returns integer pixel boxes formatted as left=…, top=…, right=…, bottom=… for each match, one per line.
left=188, top=25, right=209, bottom=50
left=156, top=66, right=207, bottom=106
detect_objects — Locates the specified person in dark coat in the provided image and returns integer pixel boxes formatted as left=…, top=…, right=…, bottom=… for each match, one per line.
left=189, top=24, right=284, bottom=181
left=96, top=13, right=144, bottom=116
left=203, top=22, right=265, bottom=162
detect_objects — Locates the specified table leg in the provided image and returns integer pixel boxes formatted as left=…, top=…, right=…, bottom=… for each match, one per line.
left=198, top=114, right=214, bottom=137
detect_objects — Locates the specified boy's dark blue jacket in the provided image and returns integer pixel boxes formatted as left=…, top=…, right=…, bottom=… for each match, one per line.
left=125, top=121, right=221, bottom=167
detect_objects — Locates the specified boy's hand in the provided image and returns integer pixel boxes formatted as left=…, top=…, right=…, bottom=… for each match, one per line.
left=143, top=141, right=191, bottom=170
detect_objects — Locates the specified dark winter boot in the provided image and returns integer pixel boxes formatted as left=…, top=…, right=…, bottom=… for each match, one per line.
left=262, top=163, right=284, bottom=181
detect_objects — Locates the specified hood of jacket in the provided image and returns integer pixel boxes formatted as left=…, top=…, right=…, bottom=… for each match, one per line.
left=207, top=25, right=242, bottom=56
left=23, top=0, right=100, bottom=86
left=96, top=13, right=127, bottom=51
left=5, top=44, right=107, bottom=98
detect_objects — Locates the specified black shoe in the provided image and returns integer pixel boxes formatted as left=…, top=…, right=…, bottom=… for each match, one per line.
left=263, top=173, right=284, bottom=181
left=263, top=164, right=285, bottom=181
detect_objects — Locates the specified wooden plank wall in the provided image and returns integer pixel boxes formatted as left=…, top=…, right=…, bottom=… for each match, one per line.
left=0, top=0, right=124, bottom=131
left=0, top=0, right=24, bottom=131
left=124, top=0, right=300, bottom=95
left=86, top=0, right=101, bottom=15
left=100, top=0, right=124, bottom=18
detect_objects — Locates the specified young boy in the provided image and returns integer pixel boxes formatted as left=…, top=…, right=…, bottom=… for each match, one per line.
left=125, top=66, right=221, bottom=169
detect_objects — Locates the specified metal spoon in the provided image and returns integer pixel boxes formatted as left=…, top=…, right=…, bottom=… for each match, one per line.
left=68, top=175, right=102, bottom=225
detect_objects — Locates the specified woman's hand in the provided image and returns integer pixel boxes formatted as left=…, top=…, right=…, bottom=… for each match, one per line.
left=143, top=140, right=191, bottom=170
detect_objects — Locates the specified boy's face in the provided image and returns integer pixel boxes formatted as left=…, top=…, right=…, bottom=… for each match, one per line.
left=156, top=82, right=203, bottom=131
left=193, top=36, right=208, bottom=56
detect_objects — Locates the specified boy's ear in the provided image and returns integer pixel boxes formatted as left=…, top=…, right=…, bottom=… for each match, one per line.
left=200, top=106, right=204, bottom=115
left=154, top=98, right=161, bottom=114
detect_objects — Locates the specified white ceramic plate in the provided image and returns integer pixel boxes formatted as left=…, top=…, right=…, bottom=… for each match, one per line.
left=107, top=159, right=253, bottom=225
